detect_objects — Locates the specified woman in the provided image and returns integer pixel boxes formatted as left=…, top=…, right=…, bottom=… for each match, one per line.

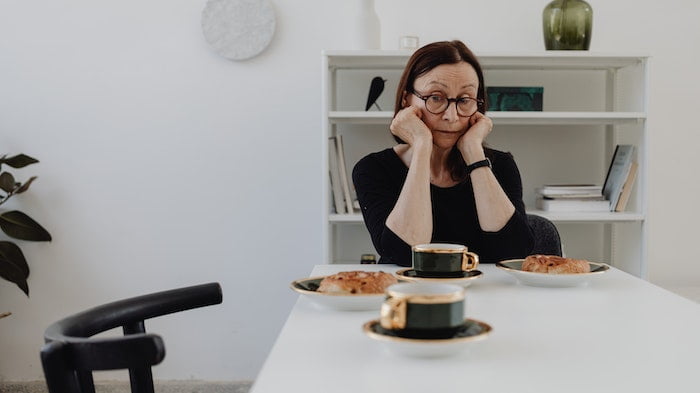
left=352, top=40, right=533, bottom=266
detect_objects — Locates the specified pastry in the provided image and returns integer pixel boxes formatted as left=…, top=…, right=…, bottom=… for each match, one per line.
left=522, top=255, right=591, bottom=274
left=317, top=271, right=398, bottom=294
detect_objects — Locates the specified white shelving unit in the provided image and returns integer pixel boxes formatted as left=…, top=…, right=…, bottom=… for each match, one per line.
left=329, top=111, right=645, bottom=125
left=322, top=50, right=649, bottom=278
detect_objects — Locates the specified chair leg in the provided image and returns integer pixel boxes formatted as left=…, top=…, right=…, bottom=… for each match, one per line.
left=41, top=341, right=82, bottom=393
left=76, top=370, right=96, bottom=393
left=128, top=367, right=155, bottom=393
left=124, top=321, right=155, bottom=393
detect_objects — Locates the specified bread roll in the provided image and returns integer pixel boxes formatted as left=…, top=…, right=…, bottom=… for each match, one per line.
left=522, top=255, right=591, bottom=274
left=317, top=271, right=398, bottom=294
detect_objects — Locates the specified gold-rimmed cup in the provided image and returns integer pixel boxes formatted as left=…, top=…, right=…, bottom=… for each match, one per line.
left=380, top=283, right=465, bottom=339
left=412, top=243, right=479, bottom=277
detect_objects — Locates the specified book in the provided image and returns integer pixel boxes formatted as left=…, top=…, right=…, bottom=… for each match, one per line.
left=328, top=137, right=345, bottom=214
left=536, top=184, right=603, bottom=198
left=335, top=134, right=354, bottom=214
left=614, top=161, right=638, bottom=212
left=536, top=197, right=610, bottom=212
left=602, top=145, right=636, bottom=211
left=538, top=184, right=602, bottom=192
left=538, top=193, right=604, bottom=199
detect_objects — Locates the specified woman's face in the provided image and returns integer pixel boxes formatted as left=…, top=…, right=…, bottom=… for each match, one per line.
left=406, top=62, right=479, bottom=150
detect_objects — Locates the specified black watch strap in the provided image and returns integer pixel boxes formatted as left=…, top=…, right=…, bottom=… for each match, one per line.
left=466, top=158, right=491, bottom=174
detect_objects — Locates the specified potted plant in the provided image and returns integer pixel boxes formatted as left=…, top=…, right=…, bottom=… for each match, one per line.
left=0, top=154, right=51, bottom=317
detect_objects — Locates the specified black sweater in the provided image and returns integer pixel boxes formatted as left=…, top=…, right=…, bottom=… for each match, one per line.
left=352, top=147, right=534, bottom=266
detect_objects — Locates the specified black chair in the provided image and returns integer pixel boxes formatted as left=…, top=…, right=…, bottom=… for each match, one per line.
left=40, top=282, right=223, bottom=393
left=527, top=214, right=563, bottom=256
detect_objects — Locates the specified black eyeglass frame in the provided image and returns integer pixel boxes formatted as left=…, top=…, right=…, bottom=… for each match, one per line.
left=411, top=91, right=485, bottom=117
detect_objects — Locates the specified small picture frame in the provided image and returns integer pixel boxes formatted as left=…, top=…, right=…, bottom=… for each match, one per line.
left=487, top=87, right=543, bottom=111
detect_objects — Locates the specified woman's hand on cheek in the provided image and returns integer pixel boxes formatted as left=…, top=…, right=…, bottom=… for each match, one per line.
left=390, top=106, right=433, bottom=147
left=458, top=112, right=493, bottom=151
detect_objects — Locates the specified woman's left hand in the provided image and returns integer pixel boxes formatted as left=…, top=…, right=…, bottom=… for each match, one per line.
left=457, top=112, right=493, bottom=160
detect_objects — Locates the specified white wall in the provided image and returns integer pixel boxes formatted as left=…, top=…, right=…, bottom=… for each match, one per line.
left=1, top=0, right=698, bottom=382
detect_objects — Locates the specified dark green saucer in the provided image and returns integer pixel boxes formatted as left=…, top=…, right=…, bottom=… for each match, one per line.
left=369, top=318, right=488, bottom=341
left=402, top=269, right=482, bottom=279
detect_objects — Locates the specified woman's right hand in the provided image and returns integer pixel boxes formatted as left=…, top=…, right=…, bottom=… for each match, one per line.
left=390, top=106, right=432, bottom=147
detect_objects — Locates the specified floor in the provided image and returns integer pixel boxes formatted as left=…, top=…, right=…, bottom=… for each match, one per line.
left=0, top=380, right=253, bottom=393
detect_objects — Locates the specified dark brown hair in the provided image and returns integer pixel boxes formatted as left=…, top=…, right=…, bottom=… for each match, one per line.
left=393, top=40, right=488, bottom=182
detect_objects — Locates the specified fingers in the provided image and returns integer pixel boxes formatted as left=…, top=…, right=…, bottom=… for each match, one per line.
left=400, top=105, right=422, bottom=119
left=391, top=106, right=431, bottom=145
left=392, top=106, right=422, bottom=130
left=469, top=112, right=493, bottom=133
left=411, top=105, right=423, bottom=119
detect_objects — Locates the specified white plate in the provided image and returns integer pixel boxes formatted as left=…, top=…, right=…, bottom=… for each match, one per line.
left=496, top=259, right=610, bottom=288
left=290, top=276, right=385, bottom=311
left=363, top=318, right=491, bottom=358
left=395, top=268, right=483, bottom=287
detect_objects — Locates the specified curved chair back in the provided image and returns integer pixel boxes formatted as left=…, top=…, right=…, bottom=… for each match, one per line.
left=527, top=214, right=563, bottom=256
left=41, top=282, right=223, bottom=393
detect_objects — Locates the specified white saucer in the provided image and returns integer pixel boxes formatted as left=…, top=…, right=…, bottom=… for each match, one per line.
left=290, top=276, right=384, bottom=311
left=363, top=318, right=492, bottom=358
left=496, top=259, right=610, bottom=288
left=395, top=268, right=483, bottom=287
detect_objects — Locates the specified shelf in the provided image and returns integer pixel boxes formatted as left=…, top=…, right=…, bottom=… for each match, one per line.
left=526, top=210, right=644, bottom=223
left=489, top=112, right=646, bottom=125
left=328, top=111, right=646, bottom=125
left=329, top=111, right=392, bottom=124
left=329, top=211, right=644, bottom=224
left=479, top=53, right=646, bottom=70
left=329, top=213, right=364, bottom=223
left=325, top=50, right=648, bottom=71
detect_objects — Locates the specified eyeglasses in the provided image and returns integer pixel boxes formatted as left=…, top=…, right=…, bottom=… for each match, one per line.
left=411, top=91, right=484, bottom=117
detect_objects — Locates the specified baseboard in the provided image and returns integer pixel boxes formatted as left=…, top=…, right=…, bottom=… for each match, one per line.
left=0, top=380, right=253, bottom=393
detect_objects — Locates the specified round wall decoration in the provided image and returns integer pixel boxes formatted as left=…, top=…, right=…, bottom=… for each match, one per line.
left=201, top=0, right=276, bottom=61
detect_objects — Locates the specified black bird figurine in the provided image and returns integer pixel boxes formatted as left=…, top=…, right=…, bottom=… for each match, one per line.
left=365, top=76, right=386, bottom=111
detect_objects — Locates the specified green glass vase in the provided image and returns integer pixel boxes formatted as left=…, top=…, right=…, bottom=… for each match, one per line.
left=543, top=0, right=593, bottom=50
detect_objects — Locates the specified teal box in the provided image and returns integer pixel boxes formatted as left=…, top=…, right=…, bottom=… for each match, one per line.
left=487, top=86, right=543, bottom=111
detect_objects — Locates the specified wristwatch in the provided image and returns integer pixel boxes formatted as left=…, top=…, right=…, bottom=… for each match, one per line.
left=466, top=158, right=492, bottom=174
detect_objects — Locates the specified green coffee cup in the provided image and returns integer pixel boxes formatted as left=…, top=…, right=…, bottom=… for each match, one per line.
left=412, top=243, right=479, bottom=277
left=380, top=282, right=465, bottom=339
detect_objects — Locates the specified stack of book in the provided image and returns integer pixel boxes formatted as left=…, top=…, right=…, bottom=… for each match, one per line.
left=535, top=184, right=609, bottom=212
left=536, top=144, right=638, bottom=213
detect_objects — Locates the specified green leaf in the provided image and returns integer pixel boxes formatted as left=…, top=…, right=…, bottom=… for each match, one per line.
left=0, top=211, right=52, bottom=241
left=1, top=154, right=39, bottom=169
left=0, top=244, right=30, bottom=296
left=0, top=241, right=29, bottom=278
left=15, top=176, right=37, bottom=194
left=0, top=172, right=15, bottom=193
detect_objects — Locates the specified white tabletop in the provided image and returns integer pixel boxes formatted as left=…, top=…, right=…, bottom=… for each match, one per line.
left=251, top=264, right=700, bottom=393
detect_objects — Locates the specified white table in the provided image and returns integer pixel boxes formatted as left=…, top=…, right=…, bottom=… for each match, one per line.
left=251, top=264, right=700, bottom=393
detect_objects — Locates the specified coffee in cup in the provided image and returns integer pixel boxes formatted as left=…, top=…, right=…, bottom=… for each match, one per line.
left=380, top=282, right=465, bottom=339
left=412, top=243, right=479, bottom=277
